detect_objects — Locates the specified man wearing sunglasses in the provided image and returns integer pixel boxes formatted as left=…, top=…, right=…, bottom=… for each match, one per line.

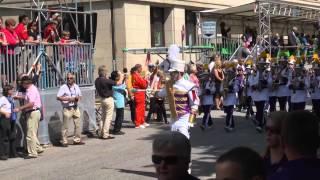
left=57, top=73, right=84, bottom=146
left=152, top=132, right=199, bottom=180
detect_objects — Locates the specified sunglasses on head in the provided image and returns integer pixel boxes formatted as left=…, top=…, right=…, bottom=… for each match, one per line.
left=152, top=155, right=179, bottom=165
left=265, top=126, right=280, bottom=134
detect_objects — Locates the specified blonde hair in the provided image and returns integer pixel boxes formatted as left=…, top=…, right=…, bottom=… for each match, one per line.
left=214, top=58, right=222, bottom=69
left=98, top=65, right=108, bottom=77
left=62, top=31, right=70, bottom=37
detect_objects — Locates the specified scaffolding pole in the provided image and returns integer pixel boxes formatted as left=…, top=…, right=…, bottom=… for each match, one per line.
left=258, top=1, right=272, bottom=56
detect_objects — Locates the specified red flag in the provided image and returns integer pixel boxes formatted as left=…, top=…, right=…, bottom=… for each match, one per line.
left=181, top=25, right=185, bottom=42
left=145, top=52, right=151, bottom=66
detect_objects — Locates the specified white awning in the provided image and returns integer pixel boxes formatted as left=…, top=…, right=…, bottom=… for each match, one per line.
left=200, top=0, right=320, bottom=22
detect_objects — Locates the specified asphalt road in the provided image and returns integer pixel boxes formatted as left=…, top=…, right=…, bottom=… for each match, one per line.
left=0, top=107, right=280, bottom=180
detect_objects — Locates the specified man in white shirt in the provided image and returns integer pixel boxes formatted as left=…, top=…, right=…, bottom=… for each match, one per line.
left=57, top=73, right=84, bottom=147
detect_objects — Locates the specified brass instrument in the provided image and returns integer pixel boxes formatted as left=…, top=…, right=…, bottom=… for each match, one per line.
left=256, top=63, right=269, bottom=91
left=165, top=77, right=177, bottom=120
left=289, top=68, right=306, bottom=94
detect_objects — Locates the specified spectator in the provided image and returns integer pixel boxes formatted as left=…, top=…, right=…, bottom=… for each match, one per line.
left=127, top=66, right=136, bottom=124
left=15, top=15, right=29, bottom=42
left=110, top=70, right=126, bottom=135
left=269, top=110, right=320, bottom=180
left=216, top=147, right=266, bottom=180
left=213, top=58, right=224, bottom=110
left=146, top=65, right=159, bottom=123
left=155, top=72, right=168, bottom=124
left=0, top=16, right=6, bottom=45
left=26, top=20, right=39, bottom=43
left=1, top=18, right=19, bottom=85
left=152, top=131, right=199, bottom=180
left=0, top=85, right=17, bottom=160
left=220, top=21, right=231, bottom=39
left=95, top=65, right=122, bottom=139
left=43, top=20, right=59, bottom=43
left=263, top=111, right=287, bottom=178
left=14, top=76, right=44, bottom=159
left=132, top=64, right=148, bottom=129
left=57, top=73, right=84, bottom=147
left=59, top=31, right=77, bottom=74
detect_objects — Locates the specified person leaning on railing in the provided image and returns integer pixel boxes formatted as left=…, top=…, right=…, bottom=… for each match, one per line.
left=1, top=18, right=19, bottom=85
left=26, top=20, right=40, bottom=44
left=15, top=15, right=29, bottom=42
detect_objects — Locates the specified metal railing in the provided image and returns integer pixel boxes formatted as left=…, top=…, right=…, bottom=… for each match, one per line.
left=199, top=37, right=242, bottom=61
left=0, top=43, right=94, bottom=89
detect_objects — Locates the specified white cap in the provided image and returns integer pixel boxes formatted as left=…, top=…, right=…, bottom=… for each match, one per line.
left=168, top=60, right=185, bottom=72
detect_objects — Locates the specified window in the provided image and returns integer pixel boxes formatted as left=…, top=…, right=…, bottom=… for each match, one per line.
left=185, top=10, right=196, bottom=46
left=151, top=7, right=165, bottom=47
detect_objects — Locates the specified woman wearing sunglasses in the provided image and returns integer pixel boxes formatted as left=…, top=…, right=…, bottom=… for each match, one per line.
left=263, top=111, right=288, bottom=178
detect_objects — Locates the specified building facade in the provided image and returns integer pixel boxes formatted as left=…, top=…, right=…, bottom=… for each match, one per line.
left=1, top=0, right=320, bottom=74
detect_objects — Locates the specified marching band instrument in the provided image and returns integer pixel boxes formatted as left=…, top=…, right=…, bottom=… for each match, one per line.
left=289, top=67, right=306, bottom=94
left=165, top=77, right=178, bottom=120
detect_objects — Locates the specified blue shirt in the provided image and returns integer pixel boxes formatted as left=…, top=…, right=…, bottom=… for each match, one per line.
left=112, top=84, right=126, bottom=109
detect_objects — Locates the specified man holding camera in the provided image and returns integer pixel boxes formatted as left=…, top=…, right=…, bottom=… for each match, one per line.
left=57, top=73, right=84, bottom=147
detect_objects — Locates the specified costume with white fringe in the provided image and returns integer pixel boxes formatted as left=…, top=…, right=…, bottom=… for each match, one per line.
left=157, top=45, right=199, bottom=139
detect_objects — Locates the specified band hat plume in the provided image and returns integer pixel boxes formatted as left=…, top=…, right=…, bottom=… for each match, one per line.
left=312, top=54, right=320, bottom=69
left=245, top=56, right=253, bottom=69
left=167, top=44, right=185, bottom=72
left=288, top=55, right=296, bottom=65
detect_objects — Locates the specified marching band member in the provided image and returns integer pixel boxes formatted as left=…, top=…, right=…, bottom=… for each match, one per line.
left=249, top=58, right=269, bottom=133
left=199, top=73, right=215, bottom=130
left=268, top=62, right=277, bottom=112
left=309, top=54, right=320, bottom=117
left=288, top=57, right=309, bottom=111
left=244, top=58, right=255, bottom=119
left=223, top=66, right=239, bottom=132
left=276, top=57, right=291, bottom=111
left=156, top=45, right=199, bottom=139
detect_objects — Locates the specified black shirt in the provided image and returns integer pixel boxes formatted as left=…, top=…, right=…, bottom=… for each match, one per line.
left=28, top=30, right=37, bottom=40
left=95, top=76, right=116, bottom=98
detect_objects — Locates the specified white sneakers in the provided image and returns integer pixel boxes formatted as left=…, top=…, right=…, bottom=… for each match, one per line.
left=135, top=124, right=149, bottom=129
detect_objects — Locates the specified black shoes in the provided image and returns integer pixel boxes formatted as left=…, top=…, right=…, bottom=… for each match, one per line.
left=0, top=156, right=8, bottom=160
left=73, top=141, right=85, bottom=145
left=112, top=131, right=125, bottom=135
left=99, top=136, right=115, bottom=140
left=24, top=155, right=37, bottom=159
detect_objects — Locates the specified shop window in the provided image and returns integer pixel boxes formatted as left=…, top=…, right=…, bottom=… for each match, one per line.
left=151, top=7, right=165, bottom=47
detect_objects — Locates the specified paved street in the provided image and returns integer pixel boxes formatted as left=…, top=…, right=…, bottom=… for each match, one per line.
left=0, top=108, right=273, bottom=180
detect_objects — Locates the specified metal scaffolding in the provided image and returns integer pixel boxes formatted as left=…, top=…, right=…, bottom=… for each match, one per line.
left=199, top=0, right=320, bottom=59
left=0, top=0, right=94, bottom=45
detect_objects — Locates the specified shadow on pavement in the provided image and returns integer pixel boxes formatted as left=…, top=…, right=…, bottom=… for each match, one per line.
left=101, top=167, right=157, bottom=178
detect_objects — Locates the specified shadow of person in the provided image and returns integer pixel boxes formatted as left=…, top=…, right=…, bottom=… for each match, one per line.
left=48, top=111, right=62, bottom=146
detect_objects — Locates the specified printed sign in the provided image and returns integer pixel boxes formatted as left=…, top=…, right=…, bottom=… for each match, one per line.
left=202, top=21, right=216, bottom=38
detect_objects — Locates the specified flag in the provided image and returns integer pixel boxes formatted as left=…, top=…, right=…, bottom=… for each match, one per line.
left=181, top=25, right=185, bottom=42
left=145, top=52, right=151, bottom=66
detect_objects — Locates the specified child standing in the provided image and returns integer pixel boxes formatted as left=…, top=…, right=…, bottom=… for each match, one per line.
left=110, top=71, right=126, bottom=135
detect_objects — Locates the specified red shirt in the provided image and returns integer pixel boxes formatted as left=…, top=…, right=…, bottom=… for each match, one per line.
left=2, top=28, right=18, bottom=54
left=44, top=24, right=58, bottom=43
left=15, top=23, right=28, bottom=41
left=132, top=72, right=148, bottom=90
